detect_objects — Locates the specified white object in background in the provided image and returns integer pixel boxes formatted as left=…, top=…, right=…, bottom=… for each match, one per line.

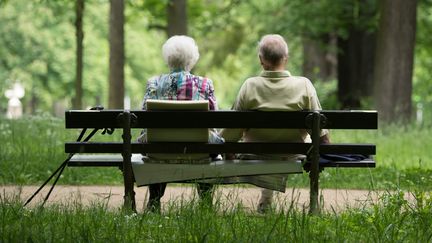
left=4, top=83, right=25, bottom=119
left=416, top=103, right=423, bottom=125
left=124, top=95, right=131, bottom=110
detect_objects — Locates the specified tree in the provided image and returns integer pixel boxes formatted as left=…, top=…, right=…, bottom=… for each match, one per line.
left=73, top=0, right=84, bottom=109
left=334, top=0, right=378, bottom=109
left=374, top=0, right=417, bottom=122
left=108, top=0, right=125, bottom=109
left=167, top=0, right=187, bottom=37
left=302, top=35, right=337, bottom=82
left=337, top=28, right=376, bottom=109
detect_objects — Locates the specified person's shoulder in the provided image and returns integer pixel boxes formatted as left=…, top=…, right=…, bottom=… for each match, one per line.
left=289, top=75, right=312, bottom=83
left=243, top=76, right=262, bottom=85
left=147, top=74, right=165, bottom=83
left=289, top=75, right=316, bottom=87
left=191, top=73, right=214, bottom=84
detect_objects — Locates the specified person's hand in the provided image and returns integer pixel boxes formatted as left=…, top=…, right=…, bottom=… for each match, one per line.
left=320, top=134, right=330, bottom=144
left=225, top=153, right=236, bottom=160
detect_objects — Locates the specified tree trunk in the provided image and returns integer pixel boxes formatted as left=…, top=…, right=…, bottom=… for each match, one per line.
left=73, top=0, right=84, bottom=109
left=108, top=0, right=125, bottom=109
left=374, top=0, right=417, bottom=122
left=302, top=35, right=337, bottom=82
left=337, top=29, right=376, bottom=109
left=167, top=0, right=187, bottom=37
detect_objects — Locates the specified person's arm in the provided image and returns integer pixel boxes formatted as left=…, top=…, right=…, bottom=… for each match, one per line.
left=219, top=80, right=249, bottom=143
left=206, top=79, right=218, bottom=111
left=306, top=79, right=331, bottom=142
left=219, top=81, right=250, bottom=160
left=142, top=76, right=159, bottom=110
left=138, top=77, right=158, bottom=144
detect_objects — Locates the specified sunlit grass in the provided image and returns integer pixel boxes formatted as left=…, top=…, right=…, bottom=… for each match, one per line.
left=1, top=190, right=431, bottom=242
left=0, top=115, right=123, bottom=185
left=330, top=123, right=432, bottom=170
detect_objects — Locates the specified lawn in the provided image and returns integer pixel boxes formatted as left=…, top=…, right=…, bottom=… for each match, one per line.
left=1, top=190, right=431, bottom=242
left=1, top=115, right=432, bottom=242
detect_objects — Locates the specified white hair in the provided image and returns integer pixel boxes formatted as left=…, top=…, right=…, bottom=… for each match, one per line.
left=258, top=34, right=289, bottom=65
left=162, top=35, right=200, bottom=71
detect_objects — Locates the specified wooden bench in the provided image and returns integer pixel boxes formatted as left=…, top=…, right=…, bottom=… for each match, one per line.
left=65, top=108, right=377, bottom=213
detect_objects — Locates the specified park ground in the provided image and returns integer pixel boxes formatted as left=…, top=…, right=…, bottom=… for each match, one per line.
left=1, top=185, right=417, bottom=213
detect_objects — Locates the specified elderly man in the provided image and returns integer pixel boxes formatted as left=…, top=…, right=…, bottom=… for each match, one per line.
left=139, top=35, right=222, bottom=212
left=220, top=34, right=330, bottom=213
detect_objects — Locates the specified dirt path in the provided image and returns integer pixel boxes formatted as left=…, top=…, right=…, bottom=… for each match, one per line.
left=2, top=185, right=410, bottom=213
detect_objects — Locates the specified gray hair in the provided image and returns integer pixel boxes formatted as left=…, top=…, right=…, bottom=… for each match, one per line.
left=258, top=34, right=289, bottom=65
left=162, top=35, right=199, bottom=71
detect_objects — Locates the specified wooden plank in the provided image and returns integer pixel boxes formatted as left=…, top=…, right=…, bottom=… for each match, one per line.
left=68, top=155, right=376, bottom=170
left=320, top=143, right=376, bottom=155
left=321, top=111, right=377, bottom=129
left=65, top=142, right=375, bottom=155
left=65, top=110, right=311, bottom=129
left=65, top=110, right=123, bottom=128
left=303, top=159, right=376, bottom=170
left=323, top=160, right=376, bottom=168
left=68, top=154, right=124, bottom=167
left=66, top=142, right=311, bottom=153
left=65, top=110, right=377, bottom=129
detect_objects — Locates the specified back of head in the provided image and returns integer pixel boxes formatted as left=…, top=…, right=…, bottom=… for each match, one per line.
left=162, top=35, right=200, bottom=72
left=258, top=34, right=289, bottom=67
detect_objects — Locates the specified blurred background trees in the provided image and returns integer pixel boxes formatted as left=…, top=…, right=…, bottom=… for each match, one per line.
left=0, top=0, right=430, bottom=123
left=108, top=0, right=125, bottom=109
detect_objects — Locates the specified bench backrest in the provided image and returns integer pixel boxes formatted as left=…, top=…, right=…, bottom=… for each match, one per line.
left=145, top=99, right=209, bottom=161
left=65, top=110, right=377, bottom=156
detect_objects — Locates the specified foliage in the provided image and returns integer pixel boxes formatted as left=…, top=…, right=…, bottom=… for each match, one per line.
left=0, top=0, right=166, bottom=113
left=1, top=0, right=430, bottom=114
left=1, top=191, right=432, bottom=242
left=413, top=0, right=432, bottom=117
left=0, top=1, right=75, bottom=113
left=246, top=0, right=378, bottom=39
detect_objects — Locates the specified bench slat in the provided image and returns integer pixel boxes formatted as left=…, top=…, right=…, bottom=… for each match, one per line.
left=323, top=160, right=376, bottom=168
left=320, top=111, right=377, bottom=129
left=320, top=144, right=376, bottom=154
left=66, top=142, right=310, bottom=154
left=68, top=154, right=124, bottom=167
left=68, top=154, right=375, bottom=171
left=65, top=142, right=375, bottom=155
left=303, top=159, right=375, bottom=170
left=65, top=110, right=377, bottom=129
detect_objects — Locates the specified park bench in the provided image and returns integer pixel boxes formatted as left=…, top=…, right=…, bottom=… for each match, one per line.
left=62, top=101, right=377, bottom=213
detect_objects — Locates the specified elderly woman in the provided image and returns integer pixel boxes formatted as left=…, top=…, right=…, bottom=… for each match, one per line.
left=140, top=35, right=221, bottom=212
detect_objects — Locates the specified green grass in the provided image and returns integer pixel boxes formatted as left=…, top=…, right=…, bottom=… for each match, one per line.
left=1, top=190, right=431, bottom=242
left=1, top=115, right=432, bottom=190
left=1, top=116, right=432, bottom=241
left=0, top=115, right=123, bottom=185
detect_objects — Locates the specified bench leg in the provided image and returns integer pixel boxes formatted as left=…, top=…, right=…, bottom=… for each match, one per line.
left=308, top=111, right=321, bottom=214
left=123, top=167, right=136, bottom=211
left=120, top=110, right=136, bottom=212
left=309, top=166, right=319, bottom=214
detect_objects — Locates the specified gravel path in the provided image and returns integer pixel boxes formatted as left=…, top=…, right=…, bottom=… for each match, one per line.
left=1, top=185, right=409, bottom=213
